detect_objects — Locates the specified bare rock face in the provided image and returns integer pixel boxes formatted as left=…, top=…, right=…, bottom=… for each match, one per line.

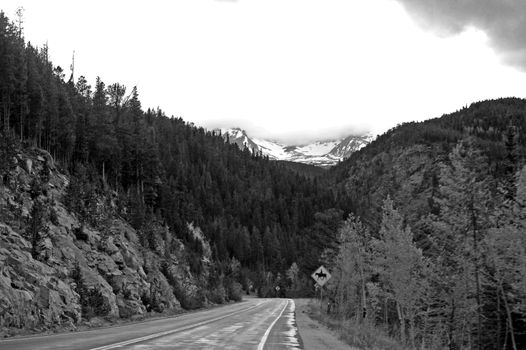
left=0, top=224, right=81, bottom=330
left=24, top=159, right=33, bottom=175
left=146, top=270, right=180, bottom=312
left=0, top=149, right=207, bottom=336
left=162, top=260, right=207, bottom=310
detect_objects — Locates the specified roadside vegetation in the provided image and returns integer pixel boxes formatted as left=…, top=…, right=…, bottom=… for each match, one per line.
left=307, top=299, right=405, bottom=350
left=323, top=137, right=526, bottom=349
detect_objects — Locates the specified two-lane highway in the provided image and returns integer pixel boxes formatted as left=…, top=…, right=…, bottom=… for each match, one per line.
left=0, top=298, right=301, bottom=350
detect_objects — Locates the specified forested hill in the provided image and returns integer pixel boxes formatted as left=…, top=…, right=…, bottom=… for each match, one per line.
left=0, top=9, right=345, bottom=309
left=329, top=97, right=526, bottom=229
left=323, top=98, right=526, bottom=349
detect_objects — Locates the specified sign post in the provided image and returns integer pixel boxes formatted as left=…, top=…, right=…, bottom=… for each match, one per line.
left=311, top=266, right=331, bottom=312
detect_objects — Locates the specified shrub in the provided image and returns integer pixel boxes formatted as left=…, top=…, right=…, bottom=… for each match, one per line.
left=141, top=292, right=163, bottom=313
left=71, top=262, right=109, bottom=319
left=160, top=262, right=204, bottom=310
left=207, top=285, right=226, bottom=304
left=49, top=206, right=59, bottom=226
left=83, top=287, right=110, bottom=319
left=227, top=281, right=243, bottom=302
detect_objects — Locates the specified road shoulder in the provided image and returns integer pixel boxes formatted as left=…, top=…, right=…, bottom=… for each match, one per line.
left=294, top=299, right=356, bottom=350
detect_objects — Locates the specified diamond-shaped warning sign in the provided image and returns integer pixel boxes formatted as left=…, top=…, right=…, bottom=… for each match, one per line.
left=311, top=265, right=331, bottom=287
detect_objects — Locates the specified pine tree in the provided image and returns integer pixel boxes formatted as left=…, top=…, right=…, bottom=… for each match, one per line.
left=26, top=195, right=47, bottom=259
left=91, top=77, right=118, bottom=184
left=436, top=138, right=492, bottom=350
left=377, top=197, right=424, bottom=347
left=333, top=214, right=370, bottom=321
left=483, top=165, right=526, bottom=350
left=502, top=125, right=519, bottom=199
left=0, top=11, right=17, bottom=131
left=0, top=130, right=17, bottom=183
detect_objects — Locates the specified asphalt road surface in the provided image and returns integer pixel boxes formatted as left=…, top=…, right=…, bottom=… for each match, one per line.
left=0, top=298, right=301, bottom=350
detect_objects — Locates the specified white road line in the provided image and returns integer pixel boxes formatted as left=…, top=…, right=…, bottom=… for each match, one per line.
left=88, top=303, right=263, bottom=350
left=257, top=299, right=291, bottom=350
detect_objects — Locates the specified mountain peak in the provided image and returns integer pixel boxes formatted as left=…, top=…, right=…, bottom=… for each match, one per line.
left=214, top=128, right=262, bottom=154
left=214, top=127, right=372, bottom=167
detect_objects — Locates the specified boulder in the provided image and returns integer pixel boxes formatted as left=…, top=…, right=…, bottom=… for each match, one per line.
left=100, top=236, right=119, bottom=255
left=24, top=159, right=33, bottom=174
left=78, top=266, right=119, bottom=318
left=114, top=270, right=149, bottom=318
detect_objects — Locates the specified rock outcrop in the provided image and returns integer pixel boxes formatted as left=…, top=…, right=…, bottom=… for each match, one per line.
left=0, top=148, right=215, bottom=336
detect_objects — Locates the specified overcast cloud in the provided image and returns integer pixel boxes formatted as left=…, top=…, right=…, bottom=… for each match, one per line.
left=2, top=1, right=525, bottom=144
left=395, top=0, right=526, bottom=71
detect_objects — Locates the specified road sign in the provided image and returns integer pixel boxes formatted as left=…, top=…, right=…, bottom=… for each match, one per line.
left=311, top=265, right=331, bottom=287
left=275, top=286, right=280, bottom=292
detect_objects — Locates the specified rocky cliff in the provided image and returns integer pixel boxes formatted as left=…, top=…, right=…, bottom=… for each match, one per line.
left=0, top=147, right=215, bottom=336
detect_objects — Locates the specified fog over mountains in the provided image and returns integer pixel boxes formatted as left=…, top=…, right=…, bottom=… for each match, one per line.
left=215, top=128, right=373, bottom=167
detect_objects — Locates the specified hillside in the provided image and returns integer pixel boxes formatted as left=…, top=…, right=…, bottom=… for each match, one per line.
left=324, top=98, right=526, bottom=349
left=0, top=11, right=345, bottom=334
left=330, top=97, right=526, bottom=229
left=0, top=146, right=209, bottom=334
left=276, top=160, right=328, bottom=178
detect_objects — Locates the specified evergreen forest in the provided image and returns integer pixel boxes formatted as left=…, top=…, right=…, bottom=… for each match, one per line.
left=324, top=100, right=526, bottom=349
left=0, top=10, right=346, bottom=298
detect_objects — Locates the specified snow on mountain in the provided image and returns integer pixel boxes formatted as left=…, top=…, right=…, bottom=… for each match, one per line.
left=214, top=127, right=372, bottom=167
left=328, top=134, right=372, bottom=159
left=216, top=128, right=261, bottom=153
left=293, top=140, right=340, bottom=156
left=251, top=137, right=289, bottom=159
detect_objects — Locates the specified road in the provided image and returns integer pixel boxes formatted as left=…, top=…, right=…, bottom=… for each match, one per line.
left=0, top=298, right=301, bottom=350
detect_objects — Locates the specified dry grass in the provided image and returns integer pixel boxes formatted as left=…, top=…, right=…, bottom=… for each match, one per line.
left=307, top=300, right=406, bottom=350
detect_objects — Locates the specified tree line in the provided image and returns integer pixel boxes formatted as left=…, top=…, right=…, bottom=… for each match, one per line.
left=326, top=117, right=526, bottom=349
left=0, top=10, right=345, bottom=296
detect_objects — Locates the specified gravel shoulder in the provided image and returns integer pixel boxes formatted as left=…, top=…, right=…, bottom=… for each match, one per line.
left=294, top=299, right=357, bottom=350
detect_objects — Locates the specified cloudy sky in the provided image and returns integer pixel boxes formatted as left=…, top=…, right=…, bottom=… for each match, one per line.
left=2, top=0, right=525, bottom=144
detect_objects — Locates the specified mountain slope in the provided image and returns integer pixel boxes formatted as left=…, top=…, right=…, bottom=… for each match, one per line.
left=0, top=11, right=346, bottom=334
left=327, top=134, right=372, bottom=159
left=215, top=128, right=372, bottom=167
left=0, top=146, right=208, bottom=334
left=331, top=97, right=526, bottom=228
left=324, top=98, right=526, bottom=349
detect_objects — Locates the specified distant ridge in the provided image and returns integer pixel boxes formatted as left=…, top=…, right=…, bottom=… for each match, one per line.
left=214, top=127, right=372, bottom=167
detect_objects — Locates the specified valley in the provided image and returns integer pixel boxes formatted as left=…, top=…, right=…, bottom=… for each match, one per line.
left=1, top=5, right=526, bottom=350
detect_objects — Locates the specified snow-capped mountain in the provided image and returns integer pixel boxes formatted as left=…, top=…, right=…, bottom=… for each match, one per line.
left=214, top=127, right=372, bottom=167
left=327, top=134, right=372, bottom=159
